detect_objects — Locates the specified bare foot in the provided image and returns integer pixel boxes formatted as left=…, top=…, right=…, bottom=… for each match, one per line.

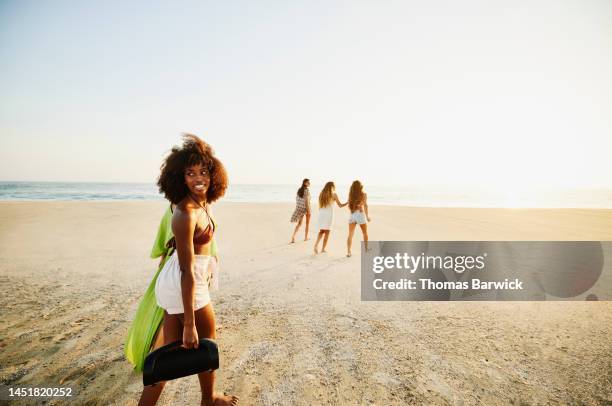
left=204, top=393, right=239, bottom=406
left=304, top=238, right=309, bottom=241
left=321, top=249, right=327, bottom=253
left=347, top=252, right=352, bottom=257
left=314, top=247, right=319, bottom=254
left=290, top=238, right=295, bottom=244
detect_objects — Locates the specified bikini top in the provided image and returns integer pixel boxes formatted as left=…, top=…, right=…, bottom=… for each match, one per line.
left=192, top=206, right=215, bottom=245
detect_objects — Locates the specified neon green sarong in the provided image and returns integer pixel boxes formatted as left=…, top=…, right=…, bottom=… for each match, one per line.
left=124, top=205, right=218, bottom=372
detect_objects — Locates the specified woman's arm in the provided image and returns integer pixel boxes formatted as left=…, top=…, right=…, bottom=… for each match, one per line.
left=334, top=193, right=347, bottom=208
left=172, top=209, right=199, bottom=349
left=364, top=193, right=371, bottom=221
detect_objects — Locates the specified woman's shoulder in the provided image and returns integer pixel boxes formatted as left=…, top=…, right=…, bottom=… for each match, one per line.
left=173, top=201, right=198, bottom=221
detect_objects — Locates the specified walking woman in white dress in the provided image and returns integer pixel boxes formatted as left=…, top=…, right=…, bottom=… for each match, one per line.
left=314, top=182, right=346, bottom=254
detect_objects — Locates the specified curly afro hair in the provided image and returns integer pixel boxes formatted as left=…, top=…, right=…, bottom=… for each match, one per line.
left=157, top=134, right=228, bottom=204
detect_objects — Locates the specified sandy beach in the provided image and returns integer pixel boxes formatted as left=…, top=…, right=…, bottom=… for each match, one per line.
left=1, top=201, right=611, bottom=405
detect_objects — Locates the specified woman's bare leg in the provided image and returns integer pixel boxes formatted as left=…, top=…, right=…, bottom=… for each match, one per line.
left=151, top=324, right=164, bottom=350
left=138, top=312, right=182, bottom=406
left=193, top=304, right=238, bottom=406
left=290, top=217, right=303, bottom=243
left=359, top=224, right=369, bottom=251
left=347, top=223, right=357, bottom=257
left=321, top=230, right=331, bottom=252
left=314, top=230, right=324, bottom=254
left=304, top=213, right=311, bottom=240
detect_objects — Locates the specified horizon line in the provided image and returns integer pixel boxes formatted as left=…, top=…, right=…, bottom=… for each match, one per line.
left=0, top=180, right=611, bottom=191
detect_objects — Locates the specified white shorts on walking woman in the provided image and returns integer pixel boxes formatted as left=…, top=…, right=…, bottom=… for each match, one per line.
left=348, top=211, right=367, bottom=225
left=155, top=251, right=211, bottom=314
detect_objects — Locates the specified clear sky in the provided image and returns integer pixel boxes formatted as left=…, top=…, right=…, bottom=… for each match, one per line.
left=1, top=0, right=611, bottom=189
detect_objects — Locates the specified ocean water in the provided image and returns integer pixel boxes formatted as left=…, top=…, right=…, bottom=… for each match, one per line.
left=0, top=182, right=611, bottom=208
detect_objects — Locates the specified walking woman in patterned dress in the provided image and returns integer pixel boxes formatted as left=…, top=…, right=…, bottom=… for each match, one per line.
left=290, top=178, right=311, bottom=243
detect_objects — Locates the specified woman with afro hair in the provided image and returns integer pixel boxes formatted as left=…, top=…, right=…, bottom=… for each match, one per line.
left=138, top=134, right=238, bottom=406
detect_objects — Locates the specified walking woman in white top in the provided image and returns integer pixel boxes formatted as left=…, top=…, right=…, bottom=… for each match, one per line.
left=346, top=180, right=371, bottom=257
left=314, top=182, right=347, bottom=254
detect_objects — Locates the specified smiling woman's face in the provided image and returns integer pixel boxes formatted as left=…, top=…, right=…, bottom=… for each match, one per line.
left=184, top=163, right=210, bottom=200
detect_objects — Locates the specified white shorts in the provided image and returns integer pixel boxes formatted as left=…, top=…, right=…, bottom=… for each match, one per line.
left=349, top=211, right=367, bottom=225
left=155, top=252, right=211, bottom=314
